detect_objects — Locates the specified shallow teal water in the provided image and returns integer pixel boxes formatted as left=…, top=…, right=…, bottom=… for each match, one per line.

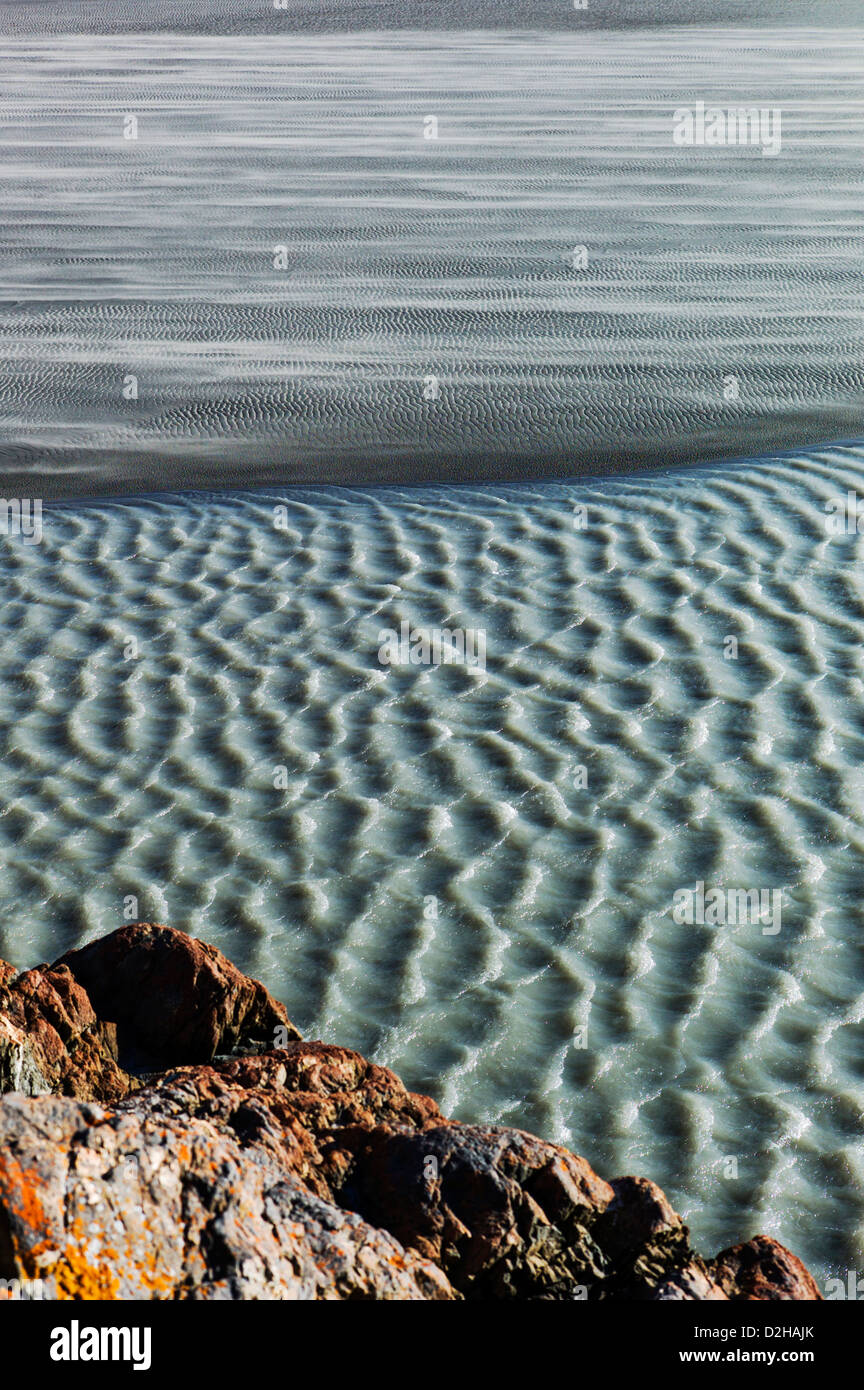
left=0, top=443, right=862, bottom=1286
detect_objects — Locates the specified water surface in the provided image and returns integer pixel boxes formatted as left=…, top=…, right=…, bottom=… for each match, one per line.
left=0, top=442, right=862, bottom=1287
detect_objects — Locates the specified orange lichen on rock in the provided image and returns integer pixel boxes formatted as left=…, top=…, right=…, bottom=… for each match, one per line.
left=53, top=1245, right=121, bottom=1301
left=0, top=1156, right=46, bottom=1239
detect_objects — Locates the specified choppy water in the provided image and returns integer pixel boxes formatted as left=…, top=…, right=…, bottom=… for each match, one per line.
left=1, top=25, right=863, bottom=495
left=0, top=442, right=862, bottom=1288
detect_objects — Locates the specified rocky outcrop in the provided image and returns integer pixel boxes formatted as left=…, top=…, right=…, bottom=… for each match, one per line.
left=0, top=924, right=823, bottom=1301
left=0, top=1092, right=450, bottom=1301
left=59, top=923, right=298, bottom=1068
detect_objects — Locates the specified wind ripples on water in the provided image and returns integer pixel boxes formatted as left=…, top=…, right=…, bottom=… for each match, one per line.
left=0, top=27, right=862, bottom=491
left=0, top=443, right=863, bottom=1284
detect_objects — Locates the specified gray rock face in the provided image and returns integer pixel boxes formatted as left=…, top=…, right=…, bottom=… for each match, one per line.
left=0, top=1093, right=451, bottom=1300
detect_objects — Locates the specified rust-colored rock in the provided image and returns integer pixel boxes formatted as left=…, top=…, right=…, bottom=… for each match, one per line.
left=711, top=1234, right=824, bottom=1301
left=59, top=922, right=298, bottom=1066
left=0, top=961, right=127, bottom=1102
left=0, top=925, right=824, bottom=1302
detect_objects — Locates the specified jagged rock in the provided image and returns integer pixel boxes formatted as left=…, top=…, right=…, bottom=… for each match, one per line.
left=59, top=923, right=298, bottom=1067
left=336, top=1121, right=615, bottom=1297
left=643, top=1263, right=729, bottom=1301
left=711, top=1235, right=823, bottom=1301
left=0, top=925, right=824, bottom=1301
left=0, top=1093, right=452, bottom=1301
left=0, top=962, right=127, bottom=1102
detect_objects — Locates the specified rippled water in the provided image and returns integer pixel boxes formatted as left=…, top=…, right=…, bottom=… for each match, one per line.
left=0, top=442, right=862, bottom=1286
left=1, top=26, right=863, bottom=494
left=1, top=2, right=862, bottom=1293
